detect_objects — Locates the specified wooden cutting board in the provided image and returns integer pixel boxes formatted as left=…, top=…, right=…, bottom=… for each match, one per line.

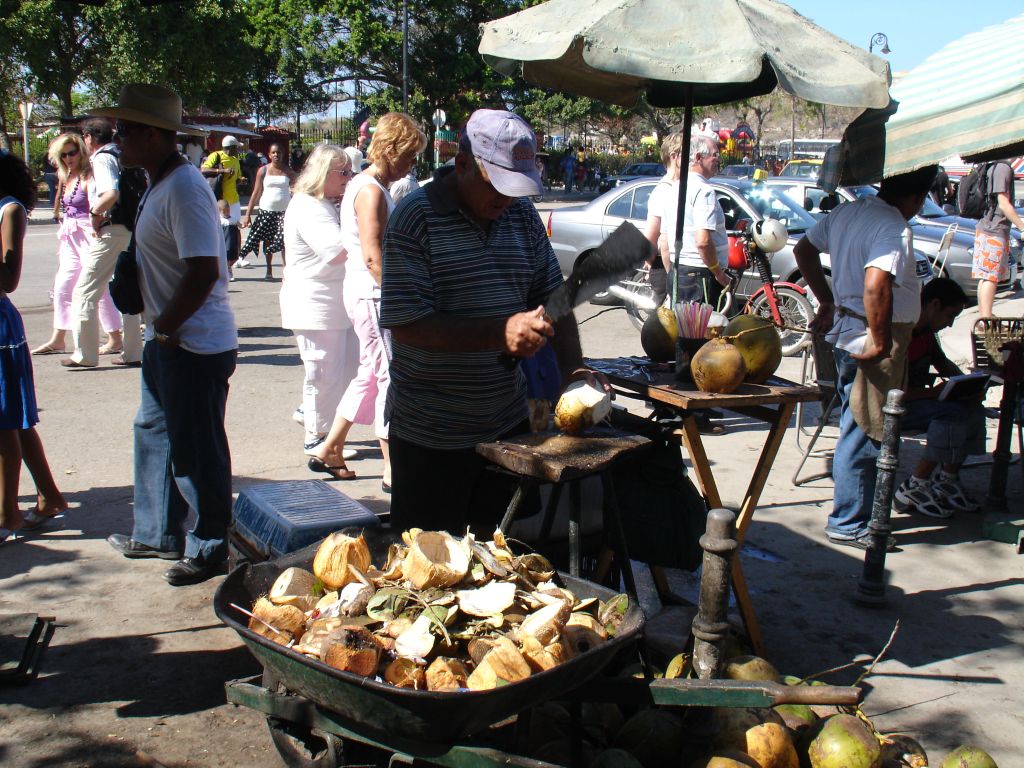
left=476, top=427, right=651, bottom=483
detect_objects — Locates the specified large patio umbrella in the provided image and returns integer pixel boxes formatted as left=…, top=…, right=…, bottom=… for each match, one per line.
left=478, top=0, right=891, bottom=301
left=827, top=12, right=1024, bottom=186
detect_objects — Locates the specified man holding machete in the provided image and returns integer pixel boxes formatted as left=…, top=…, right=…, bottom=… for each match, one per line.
left=380, top=109, right=613, bottom=534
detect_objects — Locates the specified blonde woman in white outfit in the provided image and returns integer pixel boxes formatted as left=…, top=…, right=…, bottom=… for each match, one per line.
left=280, top=145, right=359, bottom=475
left=308, top=113, right=425, bottom=490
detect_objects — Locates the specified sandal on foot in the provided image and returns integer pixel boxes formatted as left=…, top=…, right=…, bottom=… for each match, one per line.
left=20, top=510, right=60, bottom=531
left=31, top=345, right=65, bottom=356
left=99, top=344, right=124, bottom=355
left=307, top=456, right=356, bottom=481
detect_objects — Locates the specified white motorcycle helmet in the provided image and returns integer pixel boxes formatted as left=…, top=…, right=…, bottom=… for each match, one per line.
left=751, top=218, right=788, bottom=253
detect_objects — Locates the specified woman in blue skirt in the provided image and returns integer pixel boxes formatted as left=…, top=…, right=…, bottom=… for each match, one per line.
left=0, top=150, right=67, bottom=544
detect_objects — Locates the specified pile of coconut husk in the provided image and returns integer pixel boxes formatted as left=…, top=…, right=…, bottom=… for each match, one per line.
left=244, top=528, right=629, bottom=692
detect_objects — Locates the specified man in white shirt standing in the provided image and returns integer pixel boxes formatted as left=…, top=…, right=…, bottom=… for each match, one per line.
left=92, top=84, right=238, bottom=586
left=660, top=135, right=730, bottom=308
left=794, top=165, right=937, bottom=550
left=62, top=118, right=144, bottom=369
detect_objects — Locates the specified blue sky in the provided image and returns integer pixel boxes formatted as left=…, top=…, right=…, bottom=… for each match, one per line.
left=786, top=1, right=1022, bottom=74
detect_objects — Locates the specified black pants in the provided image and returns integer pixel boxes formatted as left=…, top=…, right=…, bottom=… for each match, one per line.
left=389, top=419, right=532, bottom=535
left=674, top=266, right=724, bottom=309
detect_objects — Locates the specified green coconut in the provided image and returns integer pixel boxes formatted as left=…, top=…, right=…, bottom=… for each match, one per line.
left=641, top=305, right=678, bottom=362
left=691, top=338, right=747, bottom=393
left=593, top=748, right=646, bottom=768
left=613, top=708, right=685, bottom=768
left=939, top=745, right=999, bottom=768
left=724, top=655, right=780, bottom=682
left=774, top=703, right=819, bottom=734
left=879, top=734, right=928, bottom=767
left=725, top=314, right=783, bottom=384
left=807, top=714, right=881, bottom=768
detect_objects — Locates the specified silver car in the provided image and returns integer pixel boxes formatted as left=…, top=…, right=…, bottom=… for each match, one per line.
left=547, top=175, right=934, bottom=305
left=766, top=178, right=1019, bottom=298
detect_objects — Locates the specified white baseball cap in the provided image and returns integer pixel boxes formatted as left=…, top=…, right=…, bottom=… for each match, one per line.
left=222, top=135, right=240, bottom=148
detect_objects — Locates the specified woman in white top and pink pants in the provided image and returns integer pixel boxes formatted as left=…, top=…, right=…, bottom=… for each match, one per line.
left=307, top=114, right=426, bottom=490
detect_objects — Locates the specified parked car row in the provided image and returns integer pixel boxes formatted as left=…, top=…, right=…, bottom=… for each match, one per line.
left=766, top=177, right=1020, bottom=297
left=596, top=162, right=665, bottom=194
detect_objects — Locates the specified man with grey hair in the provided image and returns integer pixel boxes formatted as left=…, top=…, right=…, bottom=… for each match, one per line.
left=658, top=134, right=729, bottom=308
left=379, top=109, right=604, bottom=535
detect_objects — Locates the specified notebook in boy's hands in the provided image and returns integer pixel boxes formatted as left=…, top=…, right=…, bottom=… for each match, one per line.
left=938, top=372, right=994, bottom=401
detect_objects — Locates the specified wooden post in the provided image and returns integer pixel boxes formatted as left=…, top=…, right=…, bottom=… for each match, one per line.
left=692, top=508, right=738, bottom=679
left=856, top=389, right=905, bottom=606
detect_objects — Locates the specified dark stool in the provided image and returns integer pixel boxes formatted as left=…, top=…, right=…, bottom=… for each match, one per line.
left=476, top=427, right=651, bottom=591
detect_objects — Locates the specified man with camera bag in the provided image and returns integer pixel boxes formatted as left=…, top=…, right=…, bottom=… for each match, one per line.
left=92, top=84, right=238, bottom=587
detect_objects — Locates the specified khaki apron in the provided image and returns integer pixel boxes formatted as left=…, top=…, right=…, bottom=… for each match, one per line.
left=850, top=322, right=914, bottom=442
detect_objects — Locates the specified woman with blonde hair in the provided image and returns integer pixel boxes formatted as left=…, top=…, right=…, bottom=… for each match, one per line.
left=308, top=113, right=426, bottom=489
left=280, top=144, right=360, bottom=471
left=32, top=132, right=123, bottom=356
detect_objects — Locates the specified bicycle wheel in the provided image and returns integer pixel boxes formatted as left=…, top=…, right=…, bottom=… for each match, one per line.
left=624, top=268, right=658, bottom=331
left=749, top=286, right=813, bottom=356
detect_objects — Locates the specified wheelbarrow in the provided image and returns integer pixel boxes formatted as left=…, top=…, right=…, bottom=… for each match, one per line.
left=215, top=530, right=860, bottom=767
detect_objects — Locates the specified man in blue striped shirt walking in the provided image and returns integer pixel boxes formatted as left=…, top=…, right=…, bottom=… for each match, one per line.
left=380, top=109, right=597, bottom=534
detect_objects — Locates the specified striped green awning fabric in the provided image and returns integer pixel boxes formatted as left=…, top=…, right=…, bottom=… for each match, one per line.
left=832, top=12, right=1024, bottom=186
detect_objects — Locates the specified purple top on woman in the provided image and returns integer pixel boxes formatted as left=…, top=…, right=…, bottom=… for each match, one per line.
left=62, top=177, right=89, bottom=220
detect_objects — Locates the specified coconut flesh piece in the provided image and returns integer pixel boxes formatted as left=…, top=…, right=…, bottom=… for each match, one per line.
left=313, top=532, right=372, bottom=590
left=248, top=597, right=306, bottom=646
left=268, top=567, right=319, bottom=611
left=456, top=581, right=516, bottom=618
left=384, top=658, right=426, bottom=689
left=394, top=613, right=436, bottom=660
left=466, top=636, right=532, bottom=691
left=403, top=531, right=471, bottom=589
left=426, top=657, right=470, bottom=691
left=519, top=600, right=571, bottom=646
left=554, top=380, right=611, bottom=435
left=520, top=635, right=574, bottom=673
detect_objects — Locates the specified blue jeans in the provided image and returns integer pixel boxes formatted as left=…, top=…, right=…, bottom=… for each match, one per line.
left=902, top=398, right=986, bottom=465
left=132, top=340, right=236, bottom=562
left=828, top=347, right=879, bottom=538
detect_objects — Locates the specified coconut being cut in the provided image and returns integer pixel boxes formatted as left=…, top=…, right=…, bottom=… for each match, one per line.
left=554, top=380, right=612, bottom=434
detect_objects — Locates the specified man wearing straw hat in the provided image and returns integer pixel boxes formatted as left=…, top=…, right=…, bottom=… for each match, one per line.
left=93, top=84, right=238, bottom=586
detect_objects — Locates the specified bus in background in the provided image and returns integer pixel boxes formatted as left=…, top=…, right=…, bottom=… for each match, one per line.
left=777, top=138, right=839, bottom=162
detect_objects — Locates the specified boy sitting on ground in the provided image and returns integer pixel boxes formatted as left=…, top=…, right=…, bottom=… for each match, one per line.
left=894, top=278, right=985, bottom=518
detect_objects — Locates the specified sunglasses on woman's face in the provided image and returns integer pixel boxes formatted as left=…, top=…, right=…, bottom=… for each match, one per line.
left=60, top=149, right=80, bottom=159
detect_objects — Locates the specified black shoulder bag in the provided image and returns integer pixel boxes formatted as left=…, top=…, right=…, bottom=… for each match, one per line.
left=109, top=152, right=186, bottom=316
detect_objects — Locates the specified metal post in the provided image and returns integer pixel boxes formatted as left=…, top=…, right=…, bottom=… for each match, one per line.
left=985, top=375, right=1018, bottom=511
left=855, top=389, right=905, bottom=606
left=18, top=101, right=34, bottom=167
left=402, top=0, right=409, bottom=114
left=691, top=508, right=738, bottom=679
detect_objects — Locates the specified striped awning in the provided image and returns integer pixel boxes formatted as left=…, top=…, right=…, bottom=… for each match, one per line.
left=828, top=12, right=1024, bottom=186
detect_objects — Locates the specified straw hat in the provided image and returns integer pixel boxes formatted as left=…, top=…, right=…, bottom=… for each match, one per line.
left=88, top=83, right=206, bottom=136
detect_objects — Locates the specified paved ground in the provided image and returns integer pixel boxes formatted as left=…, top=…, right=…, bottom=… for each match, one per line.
left=1, top=199, right=1021, bottom=767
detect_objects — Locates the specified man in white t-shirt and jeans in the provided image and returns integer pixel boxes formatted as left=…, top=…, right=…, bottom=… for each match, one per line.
left=794, top=165, right=937, bottom=550
left=660, top=135, right=730, bottom=307
left=62, top=118, right=144, bottom=369
left=91, top=84, right=239, bottom=586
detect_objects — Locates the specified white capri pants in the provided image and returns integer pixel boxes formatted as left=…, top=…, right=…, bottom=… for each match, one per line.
left=293, top=328, right=359, bottom=438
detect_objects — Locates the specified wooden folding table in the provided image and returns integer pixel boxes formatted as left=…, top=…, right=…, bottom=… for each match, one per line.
left=596, top=361, right=820, bottom=655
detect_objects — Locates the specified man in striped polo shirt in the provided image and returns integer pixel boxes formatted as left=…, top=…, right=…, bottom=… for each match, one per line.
left=380, top=109, right=599, bottom=534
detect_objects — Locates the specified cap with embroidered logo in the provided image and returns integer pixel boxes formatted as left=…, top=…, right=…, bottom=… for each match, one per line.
left=464, top=109, right=543, bottom=198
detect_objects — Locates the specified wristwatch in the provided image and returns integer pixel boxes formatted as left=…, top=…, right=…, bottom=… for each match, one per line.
left=154, top=330, right=176, bottom=345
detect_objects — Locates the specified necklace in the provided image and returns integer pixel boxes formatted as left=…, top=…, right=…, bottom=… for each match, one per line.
left=61, top=174, right=81, bottom=215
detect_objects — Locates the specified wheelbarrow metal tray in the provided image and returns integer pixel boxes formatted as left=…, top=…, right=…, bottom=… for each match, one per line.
left=214, top=540, right=644, bottom=743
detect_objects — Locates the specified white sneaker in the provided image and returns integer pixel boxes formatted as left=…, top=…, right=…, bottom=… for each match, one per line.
left=292, top=407, right=305, bottom=426
left=894, top=477, right=954, bottom=519
left=932, top=476, right=981, bottom=513
left=236, top=258, right=251, bottom=268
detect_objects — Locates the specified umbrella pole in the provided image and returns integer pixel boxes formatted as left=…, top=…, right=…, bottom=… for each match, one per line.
left=673, top=87, right=694, bottom=307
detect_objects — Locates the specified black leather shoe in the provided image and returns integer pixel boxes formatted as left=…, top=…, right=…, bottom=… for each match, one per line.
left=108, top=533, right=181, bottom=560
left=164, top=557, right=227, bottom=586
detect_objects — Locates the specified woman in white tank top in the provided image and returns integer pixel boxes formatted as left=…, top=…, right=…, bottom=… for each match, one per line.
left=306, top=114, right=427, bottom=491
left=240, top=143, right=296, bottom=280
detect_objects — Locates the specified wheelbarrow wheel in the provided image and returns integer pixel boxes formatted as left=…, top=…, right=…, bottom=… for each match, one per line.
left=266, top=716, right=344, bottom=768
left=262, top=667, right=345, bottom=768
